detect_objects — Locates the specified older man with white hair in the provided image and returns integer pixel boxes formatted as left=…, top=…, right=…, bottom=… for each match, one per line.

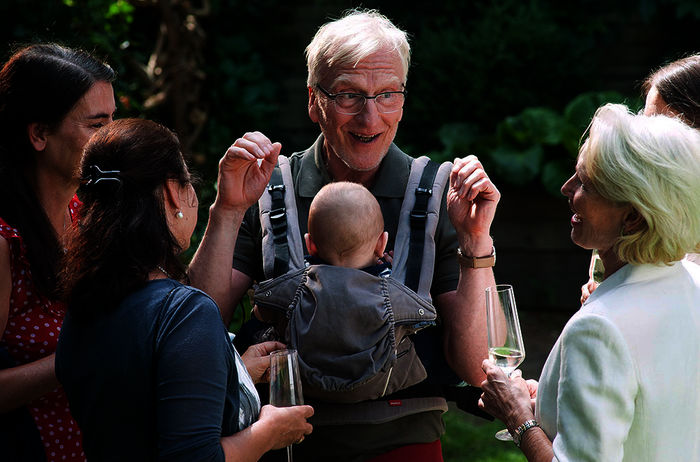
left=190, top=9, right=500, bottom=461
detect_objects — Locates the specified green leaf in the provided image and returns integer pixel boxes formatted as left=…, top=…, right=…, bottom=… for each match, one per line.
left=106, top=0, right=134, bottom=19
left=563, top=91, right=629, bottom=133
left=489, top=145, right=543, bottom=185
left=541, top=160, right=571, bottom=196
left=438, top=122, right=480, bottom=152
left=497, top=107, right=563, bottom=146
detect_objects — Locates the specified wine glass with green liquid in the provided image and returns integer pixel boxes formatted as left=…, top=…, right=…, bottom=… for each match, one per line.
left=486, top=284, right=525, bottom=441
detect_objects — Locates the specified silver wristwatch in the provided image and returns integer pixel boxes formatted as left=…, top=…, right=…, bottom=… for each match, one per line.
left=513, top=419, right=539, bottom=447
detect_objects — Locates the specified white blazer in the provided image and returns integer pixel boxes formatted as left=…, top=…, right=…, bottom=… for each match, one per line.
left=536, top=260, right=700, bottom=462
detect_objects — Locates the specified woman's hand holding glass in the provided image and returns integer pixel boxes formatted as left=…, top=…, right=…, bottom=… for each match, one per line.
left=510, top=369, right=539, bottom=413
left=479, top=360, right=536, bottom=433
left=255, top=404, right=314, bottom=451
left=241, top=341, right=286, bottom=384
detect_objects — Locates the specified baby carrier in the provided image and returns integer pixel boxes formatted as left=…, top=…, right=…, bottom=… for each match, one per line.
left=253, top=155, right=456, bottom=407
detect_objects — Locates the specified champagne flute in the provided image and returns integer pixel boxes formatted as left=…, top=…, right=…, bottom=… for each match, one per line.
left=486, top=284, right=525, bottom=441
left=269, top=349, right=304, bottom=462
left=589, top=249, right=605, bottom=284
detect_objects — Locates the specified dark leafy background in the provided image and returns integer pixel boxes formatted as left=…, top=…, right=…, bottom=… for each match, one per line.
left=4, top=6, right=698, bottom=456
left=2, top=0, right=698, bottom=311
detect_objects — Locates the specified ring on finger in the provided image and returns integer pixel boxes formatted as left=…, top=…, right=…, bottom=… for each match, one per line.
left=295, top=436, right=305, bottom=444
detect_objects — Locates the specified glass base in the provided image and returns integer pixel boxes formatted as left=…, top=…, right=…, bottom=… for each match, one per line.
left=495, top=428, right=513, bottom=441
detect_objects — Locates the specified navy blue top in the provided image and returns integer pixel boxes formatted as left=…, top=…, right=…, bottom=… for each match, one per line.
left=56, top=279, right=239, bottom=461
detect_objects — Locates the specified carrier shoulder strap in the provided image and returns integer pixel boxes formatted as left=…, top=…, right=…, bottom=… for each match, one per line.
left=258, top=155, right=305, bottom=279
left=391, top=156, right=453, bottom=299
left=259, top=154, right=452, bottom=289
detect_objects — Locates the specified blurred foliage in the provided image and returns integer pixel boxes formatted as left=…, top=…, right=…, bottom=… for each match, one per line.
left=1, top=0, right=698, bottom=212
left=435, top=91, right=638, bottom=195
left=441, top=410, right=527, bottom=462
left=2, top=0, right=698, bottom=451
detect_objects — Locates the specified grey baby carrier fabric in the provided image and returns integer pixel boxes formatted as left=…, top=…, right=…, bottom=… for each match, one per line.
left=254, top=265, right=437, bottom=403
left=254, top=154, right=453, bottom=407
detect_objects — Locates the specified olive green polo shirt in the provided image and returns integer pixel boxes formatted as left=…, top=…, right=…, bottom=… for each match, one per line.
left=233, top=134, right=460, bottom=297
left=233, top=134, right=457, bottom=457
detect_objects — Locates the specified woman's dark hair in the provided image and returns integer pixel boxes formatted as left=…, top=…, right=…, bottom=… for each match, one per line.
left=0, top=43, right=115, bottom=297
left=643, top=54, right=700, bottom=128
left=61, top=118, right=191, bottom=319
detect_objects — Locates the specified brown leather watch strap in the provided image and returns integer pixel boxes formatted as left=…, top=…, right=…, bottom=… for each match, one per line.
left=456, top=246, right=496, bottom=268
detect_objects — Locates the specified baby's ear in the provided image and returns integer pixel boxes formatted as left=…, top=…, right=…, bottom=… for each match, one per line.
left=304, top=233, right=319, bottom=257
left=374, top=231, right=388, bottom=258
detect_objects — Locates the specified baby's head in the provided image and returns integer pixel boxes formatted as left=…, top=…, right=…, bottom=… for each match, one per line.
left=306, top=182, right=388, bottom=269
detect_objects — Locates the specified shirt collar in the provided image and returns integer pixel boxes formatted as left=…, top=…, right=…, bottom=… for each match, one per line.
left=298, top=133, right=410, bottom=199
left=583, top=261, right=685, bottom=306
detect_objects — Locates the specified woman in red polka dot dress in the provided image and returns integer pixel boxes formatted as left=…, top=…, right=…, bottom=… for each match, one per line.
left=0, top=44, right=115, bottom=462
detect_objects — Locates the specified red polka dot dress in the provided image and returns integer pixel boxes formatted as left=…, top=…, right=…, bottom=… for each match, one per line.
left=0, top=197, right=85, bottom=462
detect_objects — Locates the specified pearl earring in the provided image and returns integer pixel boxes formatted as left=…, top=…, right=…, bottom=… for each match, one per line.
left=176, top=211, right=184, bottom=219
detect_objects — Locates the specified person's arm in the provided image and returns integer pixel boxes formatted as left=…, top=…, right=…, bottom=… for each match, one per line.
left=480, top=313, right=637, bottom=462
left=220, top=404, right=313, bottom=461
left=0, top=236, right=59, bottom=412
left=189, top=132, right=281, bottom=324
left=440, top=155, right=499, bottom=385
left=156, top=292, right=312, bottom=462
left=479, top=360, right=554, bottom=462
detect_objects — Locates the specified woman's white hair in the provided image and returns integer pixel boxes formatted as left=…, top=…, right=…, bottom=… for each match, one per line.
left=581, top=103, right=700, bottom=264
left=305, top=9, right=410, bottom=87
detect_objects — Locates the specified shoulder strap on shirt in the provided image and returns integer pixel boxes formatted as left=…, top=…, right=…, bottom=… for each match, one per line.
left=259, top=155, right=305, bottom=279
left=391, top=156, right=453, bottom=299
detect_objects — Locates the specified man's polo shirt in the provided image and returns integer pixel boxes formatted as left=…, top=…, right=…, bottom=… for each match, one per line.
left=232, top=134, right=460, bottom=297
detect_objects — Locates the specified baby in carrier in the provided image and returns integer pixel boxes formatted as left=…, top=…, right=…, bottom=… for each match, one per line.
left=304, top=181, right=390, bottom=274
left=252, top=181, right=390, bottom=328
left=253, top=182, right=437, bottom=404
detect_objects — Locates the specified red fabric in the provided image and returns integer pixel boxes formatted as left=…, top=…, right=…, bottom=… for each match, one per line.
left=367, top=440, right=444, bottom=462
left=0, top=196, right=85, bottom=462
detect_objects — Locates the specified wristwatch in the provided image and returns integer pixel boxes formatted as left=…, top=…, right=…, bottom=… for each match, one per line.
left=512, top=419, right=539, bottom=447
left=456, top=246, right=496, bottom=268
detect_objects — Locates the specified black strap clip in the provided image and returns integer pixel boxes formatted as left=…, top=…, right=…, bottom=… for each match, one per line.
left=415, top=186, right=433, bottom=196
left=269, top=207, right=287, bottom=221
left=410, top=187, right=433, bottom=228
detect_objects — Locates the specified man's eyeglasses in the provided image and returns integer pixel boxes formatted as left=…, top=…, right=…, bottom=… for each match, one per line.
left=316, top=85, right=407, bottom=115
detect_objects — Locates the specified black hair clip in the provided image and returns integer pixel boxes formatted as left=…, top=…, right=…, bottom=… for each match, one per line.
left=81, top=165, right=122, bottom=186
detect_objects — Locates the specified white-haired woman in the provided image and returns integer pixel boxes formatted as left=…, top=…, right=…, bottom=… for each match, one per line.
left=479, top=103, right=700, bottom=462
left=581, top=53, right=700, bottom=303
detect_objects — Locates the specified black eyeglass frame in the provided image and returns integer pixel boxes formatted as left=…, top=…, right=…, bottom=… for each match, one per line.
left=315, top=85, right=407, bottom=115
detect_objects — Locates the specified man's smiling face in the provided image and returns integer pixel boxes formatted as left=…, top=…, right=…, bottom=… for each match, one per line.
left=309, top=48, right=404, bottom=173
